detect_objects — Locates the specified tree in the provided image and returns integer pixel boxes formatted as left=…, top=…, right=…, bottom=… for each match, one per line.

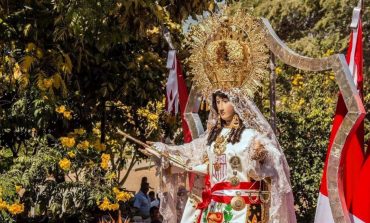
left=0, top=0, right=213, bottom=222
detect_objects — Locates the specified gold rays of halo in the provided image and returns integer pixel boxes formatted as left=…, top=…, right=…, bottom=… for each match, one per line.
left=184, top=5, right=269, bottom=98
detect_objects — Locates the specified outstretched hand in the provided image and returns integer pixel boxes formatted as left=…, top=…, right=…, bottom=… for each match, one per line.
left=146, top=141, right=154, bottom=146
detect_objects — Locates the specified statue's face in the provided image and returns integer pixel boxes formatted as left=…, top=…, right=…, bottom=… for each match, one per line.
left=215, top=95, right=235, bottom=122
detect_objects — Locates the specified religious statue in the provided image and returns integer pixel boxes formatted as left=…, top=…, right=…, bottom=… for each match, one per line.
left=145, top=5, right=297, bottom=223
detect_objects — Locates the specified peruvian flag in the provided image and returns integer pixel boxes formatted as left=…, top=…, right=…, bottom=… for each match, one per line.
left=314, top=5, right=365, bottom=223
left=351, top=140, right=370, bottom=223
left=165, top=49, right=196, bottom=192
left=165, top=50, right=192, bottom=143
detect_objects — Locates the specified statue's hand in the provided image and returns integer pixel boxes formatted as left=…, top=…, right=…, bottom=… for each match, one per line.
left=143, top=142, right=171, bottom=169
left=251, top=140, right=268, bottom=162
left=146, top=141, right=154, bottom=146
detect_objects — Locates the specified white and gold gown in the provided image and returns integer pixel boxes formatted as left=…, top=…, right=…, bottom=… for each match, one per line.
left=153, top=90, right=296, bottom=223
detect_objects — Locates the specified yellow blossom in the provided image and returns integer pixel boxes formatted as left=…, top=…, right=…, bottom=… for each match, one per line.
left=101, top=162, right=108, bottom=170
left=63, top=111, right=72, bottom=120
left=102, top=153, right=110, bottom=161
left=275, top=67, right=282, bottom=75
left=56, top=105, right=66, bottom=113
left=98, top=197, right=120, bottom=211
left=113, top=188, right=133, bottom=202
left=0, top=199, right=7, bottom=210
left=59, top=137, right=75, bottom=148
left=100, top=153, right=110, bottom=170
left=106, top=172, right=117, bottom=180
left=59, top=158, right=71, bottom=171
left=109, top=203, right=119, bottom=211
left=146, top=26, right=160, bottom=35
left=13, top=63, right=22, bottom=80
left=325, top=97, right=333, bottom=104
left=298, top=98, right=305, bottom=106
left=7, top=203, right=24, bottom=215
left=323, top=49, right=335, bottom=57
left=93, top=127, right=101, bottom=136
left=99, top=197, right=110, bottom=210
left=292, top=74, right=304, bottom=87
left=74, top=128, right=86, bottom=135
left=25, top=43, right=36, bottom=52
left=77, top=140, right=90, bottom=150
left=94, top=140, right=106, bottom=151
left=329, top=71, right=335, bottom=80
left=112, top=187, right=120, bottom=194
left=67, top=151, right=76, bottom=158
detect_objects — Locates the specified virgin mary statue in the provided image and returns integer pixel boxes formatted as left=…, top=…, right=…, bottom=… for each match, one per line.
left=146, top=5, right=297, bottom=223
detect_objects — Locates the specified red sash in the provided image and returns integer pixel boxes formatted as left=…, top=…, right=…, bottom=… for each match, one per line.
left=196, top=179, right=262, bottom=209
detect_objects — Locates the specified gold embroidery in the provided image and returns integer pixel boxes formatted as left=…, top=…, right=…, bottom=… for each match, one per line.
left=251, top=140, right=268, bottom=161
left=229, top=156, right=241, bottom=169
left=229, top=175, right=240, bottom=186
left=213, top=135, right=227, bottom=156
left=230, top=192, right=246, bottom=211
left=214, top=162, right=221, bottom=171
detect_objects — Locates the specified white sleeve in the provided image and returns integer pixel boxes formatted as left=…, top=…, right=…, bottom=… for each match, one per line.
left=248, top=133, right=297, bottom=223
left=153, top=133, right=209, bottom=174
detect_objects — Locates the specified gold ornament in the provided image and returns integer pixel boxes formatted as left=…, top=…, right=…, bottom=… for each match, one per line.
left=259, top=191, right=271, bottom=204
left=213, top=135, right=227, bottom=156
left=231, top=192, right=246, bottom=211
left=185, top=4, right=269, bottom=98
left=229, top=164, right=241, bottom=186
left=251, top=140, right=268, bottom=161
left=229, top=156, right=241, bottom=169
left=231, top=114, right=240, bottom=129
left=229, top=175, right=240, bottom=186
left=214, top=162, right=221, bottom=171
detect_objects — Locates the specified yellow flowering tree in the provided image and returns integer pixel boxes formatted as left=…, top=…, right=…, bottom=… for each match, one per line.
left=0, top=0, right=214, bottom=221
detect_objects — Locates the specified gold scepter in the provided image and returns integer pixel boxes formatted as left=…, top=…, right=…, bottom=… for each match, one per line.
left=116, top=128, right=191, bottom=171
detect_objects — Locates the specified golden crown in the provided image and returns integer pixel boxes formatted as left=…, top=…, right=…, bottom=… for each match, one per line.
left=185, top=5, right=269, bottom=98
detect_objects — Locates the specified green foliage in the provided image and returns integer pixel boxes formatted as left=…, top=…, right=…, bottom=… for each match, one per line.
left=0, top=0, right=212, bottom=221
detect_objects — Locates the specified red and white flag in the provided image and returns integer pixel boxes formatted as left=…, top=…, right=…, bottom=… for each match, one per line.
left=351, top=141, right=370, bottom=223
left=314, top=5, right=365, bottom=223
left=165, top=50, right=192, bottom=143
left=166, top=49, right=195, bottom=191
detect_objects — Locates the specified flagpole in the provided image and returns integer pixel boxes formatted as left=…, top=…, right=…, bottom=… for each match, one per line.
left=350, top=0, right=362, bottom=29
left=269, top=52, right=277, bottom=135
left=116, top=128, right=191, bottom=171
left=163, top=27, right=175, bottom=50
